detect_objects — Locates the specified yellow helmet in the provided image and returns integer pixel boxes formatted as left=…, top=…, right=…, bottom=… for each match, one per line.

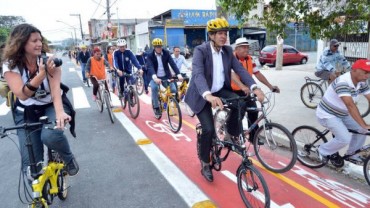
left=152, top=38, right=163, bottom=46
left=207, top=18, right=230, bottom=33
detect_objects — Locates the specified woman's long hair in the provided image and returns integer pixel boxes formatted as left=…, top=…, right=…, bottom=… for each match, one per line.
left=2, top=23, right=49, bottom=70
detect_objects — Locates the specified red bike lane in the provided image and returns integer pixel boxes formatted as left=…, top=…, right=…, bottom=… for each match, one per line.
left=118, top=96, right=370, bottom=208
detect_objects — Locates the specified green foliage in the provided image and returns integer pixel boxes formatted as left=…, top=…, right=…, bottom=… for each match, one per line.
left=219, top=0, right=370, bottom=39
left=0, top=16, right=26, bottom=45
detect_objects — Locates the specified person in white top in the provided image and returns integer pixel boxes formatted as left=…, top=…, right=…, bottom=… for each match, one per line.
left=316, top=59, right=370, bottom=163
left=171, top=46, right=191, bottom=74
left=2, top=23, right=79, bottom=177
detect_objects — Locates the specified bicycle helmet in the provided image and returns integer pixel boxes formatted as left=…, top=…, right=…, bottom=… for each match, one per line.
left=152, top=38, right=163, bottom=47
left=117, top=39, right=127, bottom=46
left=207, top=18, right=230, bottom=33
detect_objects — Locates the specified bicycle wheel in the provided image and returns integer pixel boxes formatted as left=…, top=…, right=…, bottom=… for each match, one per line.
left=300, top=82, right=323, bottom=109
left=96, top=89, right=103, bottom=113
left=356, top=94, right=370, bottom=118
left=135, top=75, right=144, bottom=95
left=86, top=78, right=90, bottom=87
left=166, top=97, right=182, bottom=133
left=128, top=86, right=140, bottom=119
left=292, top=125, right=328, bottom=168
left=253, top=122, right=297, bottom=173
left=57, top=169, right=68, bottom=200
left=184, top=102, right=195, bottom=117
left=8, top=91, right=16, bottom=123
left=364, top=156, right=370, bottom=186
left=237, top=163, right=270, bottom=208
left=214, top=109, right=230, bottom=141
left=104, top=90, right=115, bottom=123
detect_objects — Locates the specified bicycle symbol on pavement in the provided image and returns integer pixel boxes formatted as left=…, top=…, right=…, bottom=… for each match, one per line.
left=146, top=120, right=192, bottom=142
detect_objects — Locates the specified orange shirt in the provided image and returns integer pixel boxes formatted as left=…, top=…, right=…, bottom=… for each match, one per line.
left=231, top=53, right=255, bottom=91
left=107, top=53, right=113, bottom=67
left=90, top=58, right=106, bottom=80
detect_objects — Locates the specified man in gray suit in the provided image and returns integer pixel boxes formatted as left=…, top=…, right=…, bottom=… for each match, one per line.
left=185, top=18, right=265, bottom=182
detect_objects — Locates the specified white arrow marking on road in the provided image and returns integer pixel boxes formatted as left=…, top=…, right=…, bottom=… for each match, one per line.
left=72, top=87, right=90, bottom=109
left=0, top=101, right=10, bottom=116
left=221, top=170, right=295, bottom=208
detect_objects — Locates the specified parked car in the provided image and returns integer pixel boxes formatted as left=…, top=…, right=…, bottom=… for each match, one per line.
left=259, top=45, right=308, bottom=66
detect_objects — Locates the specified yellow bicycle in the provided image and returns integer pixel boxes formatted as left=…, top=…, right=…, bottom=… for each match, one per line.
left=153, top=80, right=182, bottom=133
left=0, top=116, right=68, bottom=208
left=176, top=74, right=195, bottom=117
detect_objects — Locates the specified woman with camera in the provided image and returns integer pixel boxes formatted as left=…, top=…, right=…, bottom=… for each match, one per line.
left=1, top=23, right=79, bottom=178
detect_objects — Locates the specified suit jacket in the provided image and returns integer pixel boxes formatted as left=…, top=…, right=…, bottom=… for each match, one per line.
left=146, top=49, right=180, bottom=79
left=185, top=42, right=256, bottom=114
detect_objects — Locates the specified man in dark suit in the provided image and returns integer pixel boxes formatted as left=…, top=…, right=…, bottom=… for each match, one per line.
left=185, top=18, right=265, bottom=182
left=147, top=38, right=183, bottom=118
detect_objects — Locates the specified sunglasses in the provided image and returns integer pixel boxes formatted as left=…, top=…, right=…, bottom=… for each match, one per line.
left=333, top=45, right=339, bottom=48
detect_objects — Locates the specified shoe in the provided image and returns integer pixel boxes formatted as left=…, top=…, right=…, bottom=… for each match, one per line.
left=201, top=165, right=213, bottom=182
left=92, top=95, right=97, bottom=101
left=145, top=90, right=149, bottom=94
left=66, top=158, right=79, bottom=176
left=317, top=149, right=328, bottom=163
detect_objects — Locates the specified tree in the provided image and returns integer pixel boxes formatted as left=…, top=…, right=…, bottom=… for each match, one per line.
left=0, top=16, right=26, bottom=44
left=218, top=0, right=370, bottom=39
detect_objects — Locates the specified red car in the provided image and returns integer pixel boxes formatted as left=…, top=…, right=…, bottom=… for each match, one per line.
left=259, top=45, right=308, bottom=66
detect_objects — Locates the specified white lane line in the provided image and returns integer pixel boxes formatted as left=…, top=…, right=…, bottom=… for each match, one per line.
left=139, top=94, right=151, bottom=105
left=72, top=87, right=90, bottom=109
left=221, top=170, right=294, bottom=208
left=0, top=101, right=10, bottom=116
left=114, top=112, right=211, bottom=207
left=69, top=67, right=75, bottom=72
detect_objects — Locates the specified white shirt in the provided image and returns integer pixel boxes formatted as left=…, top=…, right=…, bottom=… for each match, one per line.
left=210, top=43, right=225, bottom=93
left=2, top=62, right=52, bottom=106
left=155, top=53, right=165, bottom=77
left=171, top=54, right=190, bottom=73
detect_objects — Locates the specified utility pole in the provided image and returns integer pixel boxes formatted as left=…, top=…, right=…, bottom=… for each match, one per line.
left=106, top=0, right=111, bottom=42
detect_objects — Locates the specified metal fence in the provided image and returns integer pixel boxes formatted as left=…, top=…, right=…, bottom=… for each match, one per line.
left=335, top=33, right=369, bottom=63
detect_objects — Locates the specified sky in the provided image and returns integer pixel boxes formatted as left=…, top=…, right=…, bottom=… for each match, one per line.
left=0, top=0, right=217, bottom=41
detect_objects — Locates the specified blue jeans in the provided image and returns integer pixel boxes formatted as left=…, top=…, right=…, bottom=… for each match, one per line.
left=119, top=74, right=136, bottom=94
left=81, top=63, right=87, bottom=81
left=317, top=115, right=366, bottom=156
left=150, top=78, right=177, bottom=109
left=15, top=104, right=74, bottom=174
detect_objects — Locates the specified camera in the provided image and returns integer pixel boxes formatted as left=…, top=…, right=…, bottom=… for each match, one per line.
left=40, top=54, right=62, bottom=68
left=34, top=90, right=48, bottom=99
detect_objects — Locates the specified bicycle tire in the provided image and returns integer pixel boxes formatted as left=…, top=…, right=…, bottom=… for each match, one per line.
left=356, top=94, right=370, bottom=118
left=300, top=82, right=323, bottom=109
left=237, top=163, right=270, bottom=208
left=42, top=179, right=53, bottom=205
left=292, top=125, right=328, bottom=168
left=363, top=155, right=370, bottom=186
left=128, top=86, right=140, bottom=119
left=253, top=122, right=297, bottom=173
left=104, top=90, right=115, bottom=123
left=8, top=91, right=16, bottom=123
left=213, top=109, right=230, bottom=142
left=86, top=78, right=90, bottom=87
left=96, top=89, right=104, bottom=113
left=135, top=75, right=144, bottom=95
left=166, top=97, right=182, bottom=133
left=57, top=170, right=68, bottom=200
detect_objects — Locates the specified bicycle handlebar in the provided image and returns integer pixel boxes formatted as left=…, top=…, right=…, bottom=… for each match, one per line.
left=221, top=95, right=257, bottom=106
left=348, top=129, right=370, bottom=135
left=0, top=116, right=53, bottom=138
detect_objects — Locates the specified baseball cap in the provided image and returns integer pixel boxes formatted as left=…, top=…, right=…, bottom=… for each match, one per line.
left=352, top=59, right=370, bottom=72
left=81, top=45, right=87, bottom=49
left=235, top=37, right=249, bottom=47
left=93, top=47, right=101, bottom=53
left=330, top=39, right=340, bottom=46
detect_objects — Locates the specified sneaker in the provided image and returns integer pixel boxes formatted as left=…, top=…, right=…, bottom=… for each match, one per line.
left=92, top=95, right=97, bottom=101
left=317, top=149, right=328, bottom=163
left=145, top=90, right=149, bottom=94
left=154, top=108, right=161, bottom=119
left=66, top=158, right=79, bottom=176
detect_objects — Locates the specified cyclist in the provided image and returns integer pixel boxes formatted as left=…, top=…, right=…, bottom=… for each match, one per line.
left=171, top=46, right=192, bottom=100
left=86, top=47, right=117, bottom=101
left=104, top=45, right=116, bottom=92
left=231, top=37, right=280, bottom=143
left=78, top=45, right=90, bottom=85
left=316, top=59, right=370, bottom=163
left=184, top=18, right=264, bottom=182
left=2, top=23, right=79, bottom=178
left=315, top=39, right=350, bottom=83
left=113, top=39, right=143, bottom=97
left=135, top=47, right=150, bottom=94
left=146, top=38, right=183, bottom=118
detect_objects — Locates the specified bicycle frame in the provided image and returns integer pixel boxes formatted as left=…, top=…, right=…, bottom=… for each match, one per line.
left=158, top=81, right=176, bottom=110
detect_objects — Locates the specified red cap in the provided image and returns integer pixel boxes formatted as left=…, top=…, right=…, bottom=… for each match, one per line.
left=352, top=59, right=370, bottom=72
left=93, top=47, right=101, bottom=53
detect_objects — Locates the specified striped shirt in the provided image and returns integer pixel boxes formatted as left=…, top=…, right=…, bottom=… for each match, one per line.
left=316, top=72, right=370, bottom=118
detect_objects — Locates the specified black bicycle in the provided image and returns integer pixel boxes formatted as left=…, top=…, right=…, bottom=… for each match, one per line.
left=197, top=95, right=270, bottom=207
left=115, top=73, right=140, bottom=119
left=292, top=125, right=370, bottom=186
